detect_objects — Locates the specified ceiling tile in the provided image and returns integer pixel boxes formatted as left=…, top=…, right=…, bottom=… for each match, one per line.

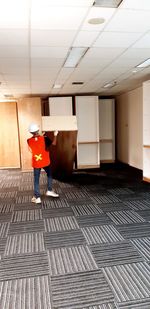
left=79, top=57, right=110, bottom=70
left=94, top=32, right=142, bottom=48
left=85, top=47, right=125, bottom=60
left=81, top=7, right=116, bottom=31
left=31, top=30, right=76, bottom=47
left=31, top=0, right=94, bottom=6
left=31, top=46, right=69, bottom=58
left=70, top=67, right=102, bottom=81
left=120, top=48, right=150, bottom=60
left=0, top=46, right=28, bottom=58
left=132, top=33, right=150, bottom=49
left=0, top=58, right=29, bottom=70
left=0, top=1, right=29, bottom=29
left=31, top=58, right=64, bottom=68
left=55, top=68, right=74, bottom=83
left=105, top=9, right=150, bottom=32
left=31, top=67, right=59, bottom=79
left=120, top=0, right=150, bottom=10
left=31, top=7, right=88, bottom=30
left=73, top=31, right=99, bottom=47
left=0, top=30, right=28, bottom=46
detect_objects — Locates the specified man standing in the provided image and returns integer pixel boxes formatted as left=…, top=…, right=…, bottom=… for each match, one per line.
left=27, top=123, right=59, bottom=204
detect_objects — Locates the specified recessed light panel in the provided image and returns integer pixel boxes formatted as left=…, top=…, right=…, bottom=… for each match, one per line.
left=137, top=58, right=150, bottom=68
left=94, top=0, right=123, bottom=8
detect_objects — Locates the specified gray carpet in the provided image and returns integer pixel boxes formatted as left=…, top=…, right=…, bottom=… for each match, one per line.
left=0, top=167, right=150, bottom=308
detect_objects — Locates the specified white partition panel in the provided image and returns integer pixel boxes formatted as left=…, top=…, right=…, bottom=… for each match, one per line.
left=49, top=96, right=72, bottom=115
left=76, top=96, right=100, bottom=168
left=143, top=81, right=150, bottom=181
left=99, top=99, right=115, bottom=162
left=42, top=116, right=77, bottom=131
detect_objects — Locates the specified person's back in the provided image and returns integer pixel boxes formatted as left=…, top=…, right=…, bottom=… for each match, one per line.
left=27, top=123, right=59, bottom=204
left=27, top=134, right=50, bottom=169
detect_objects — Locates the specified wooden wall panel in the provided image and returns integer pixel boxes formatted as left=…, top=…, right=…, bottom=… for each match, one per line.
left=0, top=101, right=20, bottom=168
left=17, top=97, right=42, bottom=170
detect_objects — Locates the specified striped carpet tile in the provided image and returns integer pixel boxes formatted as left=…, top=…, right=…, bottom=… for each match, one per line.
left=48, top=245, right=98, bottom=275
left=131, top=238, right=150, bottom=262
left=4, top=232, right=45, bottom=255
left=0, top=252, right=49, bottom=281
left=8, top=220, right=45, bottom=235
left=124, top=200, right=150, bottom=211
left=51, top=270, right=114, bottom=309
left=90, top=241, right=143, bottom=268
left=107, top=211, right=145, bottom=225
left=68, top=198, right=93, bottom=207
left=44, top=230, right=86, bottom=249
left=0, top=203, right=14, bottom=213
left=16, top=195, right=34, bottom=204
left=0, top=186, right=18, bottom=192
left=0, top=197, right=15, bottom=204
left=91, top=195, right=120, bottom=204
left=0, top=276, right=52, bottom=309
left=98, top=203, right=130, bottom=213
left=44, top=216, right=79, bottom=232
left=77, top=214, right=112, bottom=227
left=103, top=262, right=150, bottom=303
left=108, top=188, right=134, bottom=195
left=140, top=192, right=150, bottom=199
left=0, top=238, right=7, bottom=255
left=42, top=199, right=70, bottom=209
left=64, top=191, right=89, bottom=199
left=71, top=204, right=103, bottom=216
left=11, top=210, right=42, bottom=222
left=17, top=190, right=36, bottom=196
left=42, top=207, right=73, bottom=218
left=0, top=213, right=12, bottom=223
left=14, top=203, right=41, bottom=211
left=0, top=191, right=17, bottom=198
left=116, top=222, right=150, bottom=239
left=0, top=185, right=19, bottom=192
left=136, top=210, right=150, bottom=221
left=0, top=223, right=9, bottom=238
left=18, top=184, right=34, bottom=190
left=117, top=298, right=150, bottom=308
left=116, top=194, right=145, bottom=201
left=82, top=225, right=124, bottom=245
left=82, top=304, right=116, bottom=309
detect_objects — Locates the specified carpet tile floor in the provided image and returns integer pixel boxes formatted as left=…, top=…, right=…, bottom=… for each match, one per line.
left=0, top=166, right=150, bottom=308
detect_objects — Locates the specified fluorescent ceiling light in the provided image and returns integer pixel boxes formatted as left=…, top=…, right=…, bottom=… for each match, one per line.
left=103, top=81, right=117, bottom=88
left=53, top=84, right=62, bottom=89
left=136, top=58, right=150, bottom=68
left=94, top=0, right=123, bottom=7
left=64, top=47, right=88, bottom=68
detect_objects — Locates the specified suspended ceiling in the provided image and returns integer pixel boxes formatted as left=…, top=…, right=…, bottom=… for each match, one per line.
left=0, top=0, right=150, bottom=99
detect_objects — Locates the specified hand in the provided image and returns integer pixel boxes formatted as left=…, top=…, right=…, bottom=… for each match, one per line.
left=54, top=130, right=58, bottom=136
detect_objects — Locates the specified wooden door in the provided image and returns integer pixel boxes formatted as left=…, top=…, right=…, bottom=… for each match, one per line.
left=0, top=101, right=20, bottom=168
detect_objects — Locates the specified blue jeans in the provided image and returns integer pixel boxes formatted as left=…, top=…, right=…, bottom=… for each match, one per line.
left=33, top=165, right=52, bottom=198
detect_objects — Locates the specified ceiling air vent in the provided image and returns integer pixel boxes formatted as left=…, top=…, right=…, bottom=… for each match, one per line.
left=72, top=82, right=84, bottom=85
left=4, top=94, right=14, bottom=98
left=93, top=0, right=123, bottom=8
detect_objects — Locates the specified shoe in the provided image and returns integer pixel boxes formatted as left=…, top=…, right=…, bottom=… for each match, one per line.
left=31, top=196, right=41, bottom=204
left=46, top=190, right=59, bottom=198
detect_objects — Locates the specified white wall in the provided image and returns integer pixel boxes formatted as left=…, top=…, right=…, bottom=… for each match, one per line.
left=116, top=86, right=143, bottom=170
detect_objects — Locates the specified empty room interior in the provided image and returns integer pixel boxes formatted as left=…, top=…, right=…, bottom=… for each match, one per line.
left=1, top=0, right=150, bottom=308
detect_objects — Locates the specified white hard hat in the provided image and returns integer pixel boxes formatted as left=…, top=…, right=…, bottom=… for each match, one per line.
left=28, top=123, right=39, bottom=133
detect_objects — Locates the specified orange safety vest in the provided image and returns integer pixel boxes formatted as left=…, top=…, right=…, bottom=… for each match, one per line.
left=27, top=135, right=50, bottom=168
